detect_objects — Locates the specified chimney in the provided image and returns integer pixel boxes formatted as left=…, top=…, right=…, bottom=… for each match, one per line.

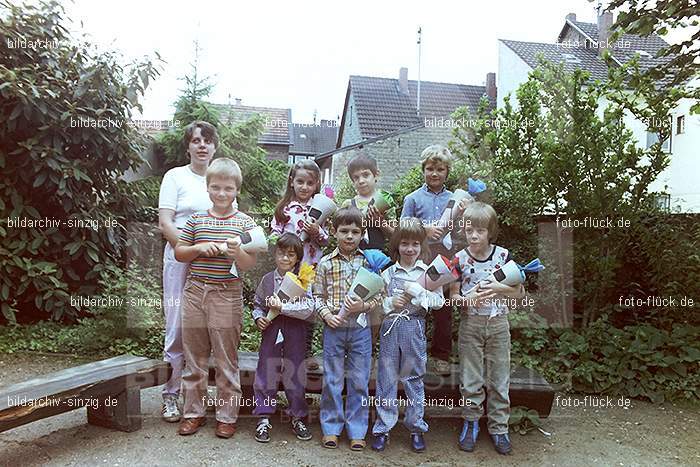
left=566, top=12, right=576, bottom=22
left=235, top=97, right=242, bottom=105
left=486, top=72, right=497, bottom=99
left=398, top=67, right=409, bottom=96
left=597, top=10, right=613, bottom=56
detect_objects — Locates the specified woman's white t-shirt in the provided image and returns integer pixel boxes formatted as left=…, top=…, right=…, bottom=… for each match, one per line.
left=158, top=165, right=212, bottom=229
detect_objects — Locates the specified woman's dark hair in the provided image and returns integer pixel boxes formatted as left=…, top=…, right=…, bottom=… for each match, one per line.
left=183, top=120, right=219, bottom=149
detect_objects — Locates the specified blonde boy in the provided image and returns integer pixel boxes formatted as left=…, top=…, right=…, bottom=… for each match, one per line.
left=401, top=145, right=465, bottom=375
left=449, top=202, right=524, bottom=455
left=175, top=158, right=259, bottom=439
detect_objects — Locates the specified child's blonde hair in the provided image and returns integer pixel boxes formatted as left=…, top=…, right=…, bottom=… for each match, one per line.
left=387, top=217, right=429, bottom=263
left=462, top=201, right=499, bottom=242
left=206, top=157, right=242, bottom=188
left=420, top=144, right=453, bottom=172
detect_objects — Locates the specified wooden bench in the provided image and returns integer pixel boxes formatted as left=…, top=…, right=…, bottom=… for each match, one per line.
left=0, top=355, right=171, bottom=433
left=210, top=352, right=554, bottom=418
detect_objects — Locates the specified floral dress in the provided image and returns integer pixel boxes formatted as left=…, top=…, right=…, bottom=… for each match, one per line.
left=270, top=200, right=329, bottom=266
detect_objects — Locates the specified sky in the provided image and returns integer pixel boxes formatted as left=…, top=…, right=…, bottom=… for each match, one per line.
left=63, top=0, right=694, bottom=123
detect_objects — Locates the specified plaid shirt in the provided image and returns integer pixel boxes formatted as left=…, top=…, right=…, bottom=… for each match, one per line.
left=313, top=247, right=383, bottom=321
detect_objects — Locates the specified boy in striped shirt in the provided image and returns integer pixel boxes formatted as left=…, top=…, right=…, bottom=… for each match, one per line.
left=174, top=158, right=258, bottom=439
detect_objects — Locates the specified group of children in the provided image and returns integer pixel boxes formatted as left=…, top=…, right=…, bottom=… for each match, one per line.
left=171, top=122, right=524, bottom=456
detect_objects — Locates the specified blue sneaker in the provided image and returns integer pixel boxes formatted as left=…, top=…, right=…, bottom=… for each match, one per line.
left=458, top=420, right=479, bottom=452
left=371, top=433, right=389, bottom=451
left=491, top=433, right=512, bottom=455
left=410, top=432, right=426, bottom=453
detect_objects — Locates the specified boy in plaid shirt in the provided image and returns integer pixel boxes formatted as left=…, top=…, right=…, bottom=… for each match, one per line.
left=314, top=207, right=383, bottom=451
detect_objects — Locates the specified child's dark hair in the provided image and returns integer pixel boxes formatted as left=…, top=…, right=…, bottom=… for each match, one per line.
left=347, top=152, right=378, bottom=177
left=274, top=160, right=322, bottom=224
left=332, top=207, right=364, bottom=231
left=275, top=233, right=304, bottom=272
left=183, top=120, right=219, bottom=149
left=387, top=217, right=429, bottom=263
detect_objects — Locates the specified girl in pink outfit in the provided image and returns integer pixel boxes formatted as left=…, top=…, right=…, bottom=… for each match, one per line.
left=270, top=160, right=329, bottom=266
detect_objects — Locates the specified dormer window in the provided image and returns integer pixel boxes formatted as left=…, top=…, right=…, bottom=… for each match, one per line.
left=635, top=50, right=651, bottom=58
left=561, top=53, right=581, bottom=64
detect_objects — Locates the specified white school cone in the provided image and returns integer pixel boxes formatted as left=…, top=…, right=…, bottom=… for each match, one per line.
left=228, top=226, right=269, bottom=277
left=416, top=255, right=460, bottom=291
left=438, top=189, right=474, bottom=250
left=462, top=260, right=526, bottom=296
left=299, top=194, right=337, bottom=241
left=266, top=273, right=308, bottom=320
left=337, top=267, right=385, bottom=324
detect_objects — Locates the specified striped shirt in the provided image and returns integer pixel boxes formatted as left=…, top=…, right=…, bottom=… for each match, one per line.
left=179, top=209, right=258, bottom=282
left=313, top=247, right=383, bottom=322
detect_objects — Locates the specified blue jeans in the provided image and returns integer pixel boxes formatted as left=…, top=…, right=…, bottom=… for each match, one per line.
left=320, top=324, right=372, bottom=439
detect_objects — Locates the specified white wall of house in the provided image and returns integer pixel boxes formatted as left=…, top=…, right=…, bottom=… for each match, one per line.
left=498, top=42, right=700, bottom=212
left=497, top=41, right=533, bottom=111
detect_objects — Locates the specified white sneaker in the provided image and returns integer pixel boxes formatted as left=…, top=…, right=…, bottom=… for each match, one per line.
left=162, top=394, right=181, bottom=422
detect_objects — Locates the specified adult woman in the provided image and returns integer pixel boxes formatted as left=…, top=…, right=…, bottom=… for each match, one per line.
left=158, top=121, right=219, bottom=422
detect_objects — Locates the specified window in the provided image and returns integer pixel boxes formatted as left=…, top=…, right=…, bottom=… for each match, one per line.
left=288, top=154, right=314, bottom=165
left=654, top=193, right=671, bottom=212
left=646, top=131, right=671, bottom=152
left=561, top=53, right=581, bottom=64
left=677, top=115, right=685, bottom=135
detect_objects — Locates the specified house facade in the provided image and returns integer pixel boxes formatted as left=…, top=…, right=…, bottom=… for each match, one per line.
left=498, top=12, right=700, bottom=212
left=317, top=68, right=496, bottom=189
left=212, top=102, right=293, bottom=163
left=289, top=120, right=338, bottom=165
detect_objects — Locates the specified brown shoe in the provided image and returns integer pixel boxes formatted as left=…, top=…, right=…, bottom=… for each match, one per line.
left=215, top=421, right=236, bottom=439
left=178, top=417, right=206, bottom=435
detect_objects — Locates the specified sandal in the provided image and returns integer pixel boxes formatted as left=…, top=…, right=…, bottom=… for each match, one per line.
left=350, top=439, right=366, bottom=451
left=322, top=435, right=338, bottom=449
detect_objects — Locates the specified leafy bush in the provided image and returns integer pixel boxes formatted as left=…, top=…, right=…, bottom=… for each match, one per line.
left=0, top=0, right=160, bottom=322
left=510, top=312, right=700, bottom=403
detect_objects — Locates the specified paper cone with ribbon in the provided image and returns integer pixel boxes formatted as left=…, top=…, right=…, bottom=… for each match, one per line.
left=228, top=226, right=269, bottom=276
left=416, top=254, right=461, bottom=291
left=337, top=249, right=390, bottom=323
left=267, top=263, right=316, bottom=320
left=337, top=267, right=385, bottom=321
left=437, top=178, right=487, bottom=250
left=300, top=193, right=337, bottom=241
left=463, top=258, right=544, bottom=295
left=368, top=190, right=391, bottom=213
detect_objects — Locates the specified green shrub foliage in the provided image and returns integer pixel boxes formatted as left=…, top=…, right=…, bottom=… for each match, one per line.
left=0, top=0, right=160, bottom=322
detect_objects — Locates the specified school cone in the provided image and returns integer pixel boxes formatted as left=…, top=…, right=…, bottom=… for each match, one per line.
left=437, top=178, right=487, bottom=250
left=228, top=226, right=268, bottom=277
left=463, top=258, right=545, bottom=295
left=416, top=254, right=460, bottom=291
left=299, top=193, right=337, bottom=241
left=369, top=191, right=391, bottom=213
left=337, top=267, right=385, bottom=322
left=267, top=273, right=307, bottom=320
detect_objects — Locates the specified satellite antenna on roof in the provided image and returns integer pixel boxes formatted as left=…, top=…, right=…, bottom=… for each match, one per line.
left=417, top=26, right=422, bottom=116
